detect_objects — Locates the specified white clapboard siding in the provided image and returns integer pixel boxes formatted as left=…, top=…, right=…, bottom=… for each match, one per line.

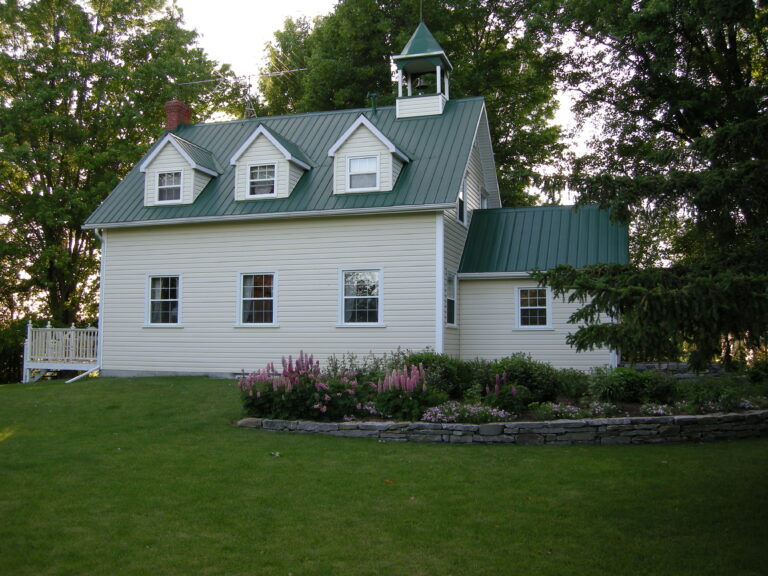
left=333, top=126, right=394, bottom=194
left=396, top=94, right=447, bottom=118
left=459, top=278, right=614, bottom=370
left=442, top=142, right=483, bottom=355
left=192, top=171, right=212, bottom=201
left=101, top=213, right=438, bottom=376
left=233, top=135, right=294, bottom=200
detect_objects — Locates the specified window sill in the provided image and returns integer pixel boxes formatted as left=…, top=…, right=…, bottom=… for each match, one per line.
left=234, top=324, right=280, bottom=329
left=514, top=327, right=554, bottom=331
left=240, top=194, right=277, bottom=201
left=143, top=324, right=184, bottom=329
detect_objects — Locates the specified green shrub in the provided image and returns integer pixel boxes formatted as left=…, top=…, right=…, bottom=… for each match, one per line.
left=0, top=319, right=29, bottom=384
left=405, top=351, right=472, bottom=400
left=489, top=354, right=561, bottom=402
left=588, top=367, right=674, bottom=403
left=673, top=375, right=759, bottom=413
left=556, top=369, right=591, bottom=398
left=639, top=371, right=676, bottom=403
left=485, top=383, right=532, bottom=414
left=745, top=356, right=768, bottom=384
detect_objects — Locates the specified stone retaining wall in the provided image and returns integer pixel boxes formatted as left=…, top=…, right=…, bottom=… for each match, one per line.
left=236, top=409, right=768, bottom=445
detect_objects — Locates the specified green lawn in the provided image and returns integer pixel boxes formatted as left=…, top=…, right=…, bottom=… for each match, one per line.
left=1, top=377, right=766, bottom=575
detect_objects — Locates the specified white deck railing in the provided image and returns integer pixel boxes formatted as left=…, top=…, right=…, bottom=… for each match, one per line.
left=23, top=322, right=99, bottom=383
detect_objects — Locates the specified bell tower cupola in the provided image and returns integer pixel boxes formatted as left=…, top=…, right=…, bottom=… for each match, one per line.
left=393, top=22, right=452, bottom=119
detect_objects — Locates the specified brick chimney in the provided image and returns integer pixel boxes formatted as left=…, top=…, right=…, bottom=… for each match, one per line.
left=164, top=98, right=193, bottom=131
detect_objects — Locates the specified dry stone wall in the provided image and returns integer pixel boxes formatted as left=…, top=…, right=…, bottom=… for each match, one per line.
left=237, top=410, right=768, bottom=445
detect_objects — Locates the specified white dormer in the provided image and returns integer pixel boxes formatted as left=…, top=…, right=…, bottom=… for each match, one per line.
left=230, top=125, right=310, bottom=201
left=328, top=115, right=409, bottom=194
left=140, top=134, right=219, bottom=206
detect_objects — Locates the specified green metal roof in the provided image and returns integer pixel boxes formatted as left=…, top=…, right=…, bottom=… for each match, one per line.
left=393, top=22, right=452, bottom=72
left=85, top=97, right=486, bottom=228
left=169, top=134, right=221, bottom=174
left=398, top=22, right=445, bottom=58
left=459, top=205, right=629, bottom=273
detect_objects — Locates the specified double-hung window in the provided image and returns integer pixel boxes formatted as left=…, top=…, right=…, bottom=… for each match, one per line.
left=342, top=270, right=381, bottom=324
left=446, top=271, right=457, bottom=326
left=148, top=275, right=181, bottom=325
left=517, top=287, right=551, bottom=329
left=157, top=171, right=182, bottom=202
left=240, top=273, right=275, bottom=325
left=348, top=156, right=378, bottom=191
left=248, top=164, right=276, bottom=196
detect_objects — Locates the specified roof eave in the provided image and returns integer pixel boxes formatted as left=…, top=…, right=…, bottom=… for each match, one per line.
left=83, top=202, right=454, bottom=230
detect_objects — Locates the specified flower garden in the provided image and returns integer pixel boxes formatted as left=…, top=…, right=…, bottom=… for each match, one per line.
left=238, top=350, right=768, bottom=424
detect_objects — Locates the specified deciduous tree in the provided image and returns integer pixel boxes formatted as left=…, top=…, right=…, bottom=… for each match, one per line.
left=0, top=0, right=242, bottom=326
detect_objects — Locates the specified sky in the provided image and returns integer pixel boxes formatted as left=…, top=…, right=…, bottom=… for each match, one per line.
left=176, top=0, right=339, bottom=79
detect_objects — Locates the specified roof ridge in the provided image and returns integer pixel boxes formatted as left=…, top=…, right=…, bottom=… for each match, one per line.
left=190, top=97, right=485, bottom=127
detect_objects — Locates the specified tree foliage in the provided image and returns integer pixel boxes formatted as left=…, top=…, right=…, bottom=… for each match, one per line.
left=539, top=0, right=768, bottom=367
left=0, top=0, right=243, bottom=326
left=260, top=0, right=565, bottom=206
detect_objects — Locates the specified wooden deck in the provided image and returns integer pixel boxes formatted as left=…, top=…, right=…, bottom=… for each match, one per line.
left=22, top=322, right=99, bottom=383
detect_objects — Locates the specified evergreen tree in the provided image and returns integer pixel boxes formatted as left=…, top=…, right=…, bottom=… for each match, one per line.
left=538, top=0, right=768, bottom=367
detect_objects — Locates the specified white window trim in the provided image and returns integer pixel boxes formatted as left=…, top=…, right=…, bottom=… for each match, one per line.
left=446, top=270, right=458, bottom=327
left=236, top=272, right=278, bottom=327
left=145, top=274, right=183, bottom=327
left=515, top=286, right=552, bottom=330
left=246, top=163, right=277, bottom=198
left=338, top=268, right=385, bottom=327
left=155, top=170, right=183, bottom=204
left=347, top=155, right=380, bottom=192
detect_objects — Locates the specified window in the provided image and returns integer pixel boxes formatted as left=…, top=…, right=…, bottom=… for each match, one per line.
left=446, top=271, right=457, bottom=326
left=348, top=156, right=378, bottom=191
left=457, top=176, right=466, bottom=224
left=148, top=276, right=180, bottom=324
left=248, top=164, right=276, bottom=196
left=240, top=273, right=275, bottom=325
left=518, top=287, right=550, bottom=329
left=157, top=171, right=182, bottom=202
left=342, top=270, right=381, bottom=324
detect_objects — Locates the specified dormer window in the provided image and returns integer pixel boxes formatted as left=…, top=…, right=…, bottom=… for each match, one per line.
left=348, top=156, right=379, bottom=191
left=157, top=171, right=182, bottom=203
left=248, top=164, right=276, bottom=196
left=140, top=134, right=219, bottom=207
left=328, top=115, right=408, bottom=195
left=230, top=125, right=310, bottom=201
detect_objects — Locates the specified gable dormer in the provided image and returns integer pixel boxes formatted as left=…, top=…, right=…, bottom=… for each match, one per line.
left=393, top=22, right=452, bottom=119
left=230, top=125, right=310, bottom=201
left=328, top=115, right=409, bottom=194
left=140, top=134, right=220, bottom=206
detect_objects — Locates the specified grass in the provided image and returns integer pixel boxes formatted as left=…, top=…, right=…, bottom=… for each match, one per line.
left=0, top=377, right=766, bottom=575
